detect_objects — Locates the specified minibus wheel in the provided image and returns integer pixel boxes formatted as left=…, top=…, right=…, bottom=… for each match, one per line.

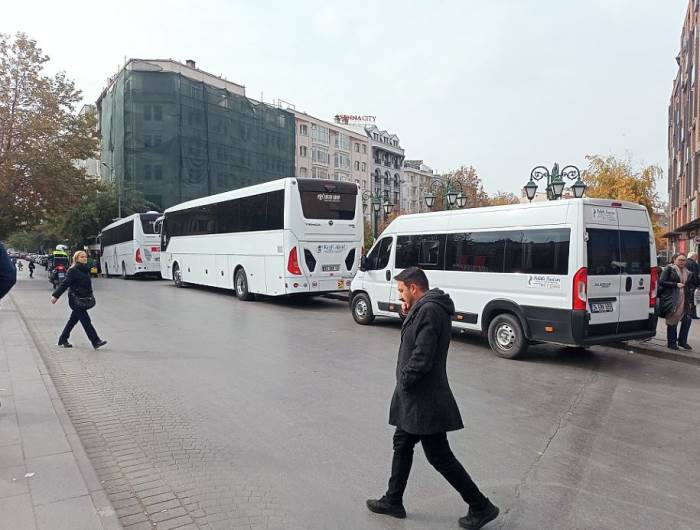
left=487, top=313, right=528, bottom=359
left=351, top=293, right=375, bottom=325
left=235, top=268, right=254, bottom=301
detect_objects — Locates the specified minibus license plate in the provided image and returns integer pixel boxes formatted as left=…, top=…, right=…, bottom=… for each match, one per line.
left=590, top=302, right=613, bottom=313
left=322, top=264, right=340, bottom=272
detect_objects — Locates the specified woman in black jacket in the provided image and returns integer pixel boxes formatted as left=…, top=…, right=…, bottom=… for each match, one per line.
left=659, top=253, right=692, bottom=350
left=50, top=250, right=107, bottom=349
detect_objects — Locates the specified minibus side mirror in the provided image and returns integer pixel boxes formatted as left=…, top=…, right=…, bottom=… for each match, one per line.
left=360, top=255, right=367, bottom=272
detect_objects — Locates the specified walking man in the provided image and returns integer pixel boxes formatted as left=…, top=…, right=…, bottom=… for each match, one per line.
left=28, top=260, right=35, bottom=278
left=366, top=267, right=499, bottom=529
left=0, top=242, right=17, bottom=301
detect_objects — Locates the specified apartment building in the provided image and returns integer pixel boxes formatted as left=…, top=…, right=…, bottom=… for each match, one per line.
left=402, top=160, right=435, bottom=213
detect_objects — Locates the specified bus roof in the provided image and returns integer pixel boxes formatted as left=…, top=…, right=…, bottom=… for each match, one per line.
left=100, top=212, right=161, bottom=233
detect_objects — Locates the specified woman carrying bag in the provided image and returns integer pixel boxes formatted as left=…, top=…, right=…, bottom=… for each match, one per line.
left=658, top=253, right=692, bottom=351
left=50, top=250, right=107, bottom=350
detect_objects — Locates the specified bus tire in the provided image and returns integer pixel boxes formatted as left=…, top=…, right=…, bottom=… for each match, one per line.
left=173, top=263, right=185, bottom=288
left=487, top=313, right=528, bottom=359
left=351, top=293, right=375, bottom=325
left=235, top=269, right=254, bottom=301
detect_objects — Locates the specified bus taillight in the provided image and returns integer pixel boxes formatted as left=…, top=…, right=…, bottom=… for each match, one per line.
left=135, top=248, right=143, bottom=263
left=649, top=266, right=658, bottom=308
left=573, top=267, right=587, bottom=311
left=287, top=247, right=302, bottom=275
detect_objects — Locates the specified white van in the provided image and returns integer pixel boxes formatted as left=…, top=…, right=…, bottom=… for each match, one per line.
left=349, top=199, right=658, bottom=358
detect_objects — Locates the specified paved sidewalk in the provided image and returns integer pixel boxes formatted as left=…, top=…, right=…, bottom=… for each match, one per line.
left=619, top=317, right=700, bottom=365
left=0, top=295, right=121, bottom=530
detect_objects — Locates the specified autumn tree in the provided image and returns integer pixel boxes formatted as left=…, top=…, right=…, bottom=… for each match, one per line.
left=430, top=166, right=490, bottom=211
left=0, top=32, right=97, bottom=239
left=582, top=154, right=665, bottom=249
left=489, top=191, right=520, bottom=206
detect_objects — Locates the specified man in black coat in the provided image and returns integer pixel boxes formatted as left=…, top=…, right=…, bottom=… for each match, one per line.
left=0, top=242, right=17, bottom=301
left=686, top=252, right=699, bottom=318
left=367, top=267, right=499, bottom=530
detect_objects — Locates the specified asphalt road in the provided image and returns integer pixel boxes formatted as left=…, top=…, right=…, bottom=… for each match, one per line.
left=8, top=270, right=700, bottom=530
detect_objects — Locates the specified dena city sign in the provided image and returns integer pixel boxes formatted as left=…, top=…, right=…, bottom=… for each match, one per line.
left=334, top=114, right=376, bottom=124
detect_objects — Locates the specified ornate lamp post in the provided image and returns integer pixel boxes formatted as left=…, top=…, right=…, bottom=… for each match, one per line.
left=362, top=191, right=388, bottom=238
left=523, top=163, right=586, bottom=202
left=423, top=177, right=467, bottom=211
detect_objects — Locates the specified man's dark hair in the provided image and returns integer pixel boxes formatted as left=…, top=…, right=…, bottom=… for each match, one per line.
left=394, top=267, right=429, bottom=291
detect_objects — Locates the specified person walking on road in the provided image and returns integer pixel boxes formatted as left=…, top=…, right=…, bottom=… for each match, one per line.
left=28, top=260, right=35, bottom=278
left=660, top=253, right=693, bottom=350
left=686, top=252, right=699, bottom=319
left=50, top=250, right=107, bottom=350
left=366, top=267, right=499, bottom=530
left=0, top=242, right=17, bottom=301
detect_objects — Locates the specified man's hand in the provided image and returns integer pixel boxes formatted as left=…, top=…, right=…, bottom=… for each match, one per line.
left=402, top=301, right=410, bottom=314
left=50, top=296, right=57, bottom=304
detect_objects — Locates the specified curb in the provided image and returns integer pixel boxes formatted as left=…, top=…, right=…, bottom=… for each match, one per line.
left=609, top=340, right=700, bottom=366
left=10, top=293, right=123, bottom=530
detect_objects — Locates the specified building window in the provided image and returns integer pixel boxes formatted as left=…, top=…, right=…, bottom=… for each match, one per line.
left=311, top=124, right=330, bottom=145
left=362, top=144, right=367, bottom=154
left=300, top=124, right=308, bottom=136
left=312, top=147, right=330, bottom=164
left=361, top=162, right=366, bottom=172
left=354, top=143, right=360, bottom=152
left=300, top=145, right=308, bottom=157
left=299, top=167, right=308, bottom=177
left=335, top=153, right=350, bottom=169
left=335, top=132, right=350, bottom=151
left=154, top=165, right=163, bottom=180
left=354, top=161, right=360, bottom=170
left=312, top=166, right=329, bottom=179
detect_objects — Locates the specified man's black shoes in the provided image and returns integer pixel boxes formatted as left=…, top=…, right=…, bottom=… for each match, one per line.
left=57, top=341, right=72, bottom=348
left=679, top=343, right=693, bottom=350
left=366, top=496, right=406, bottom=519
left=93, top=340, right=108, bottom=350
left=459, top=498, right=500, bottom=529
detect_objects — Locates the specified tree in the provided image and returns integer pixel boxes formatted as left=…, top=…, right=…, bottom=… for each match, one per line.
left=0, top=32, right=97, bottom=239
left=489, top=191, right=520, bottom=206
left=431, top=166, right=490, bottom=211
left=363, top=219, right=374, bottom=252
left=582, top=154, right=665, bottom=250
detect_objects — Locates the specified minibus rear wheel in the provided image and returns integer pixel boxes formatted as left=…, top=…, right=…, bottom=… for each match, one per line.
left=351, top=293, right=375, bottom=325
left=487, top=313, right=528, bottom=359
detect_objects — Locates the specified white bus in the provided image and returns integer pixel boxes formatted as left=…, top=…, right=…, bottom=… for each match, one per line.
left=349, top=198, right=658, bottom=359
left=160, top=178, right=363, bottom=299
left=99, top=213, right=162, bottom=279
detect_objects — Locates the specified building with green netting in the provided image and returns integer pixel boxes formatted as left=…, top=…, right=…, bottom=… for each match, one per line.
left=96, top=59, right=295, bottom=211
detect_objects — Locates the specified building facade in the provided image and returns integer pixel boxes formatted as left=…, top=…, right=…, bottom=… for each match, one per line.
left=402, top=160, right=435, bottom=213
left=668, top=1, right=700, bottom=254
left=96, top=59, right=295, bottom=211
left=293, top=111, right=370, bottom=192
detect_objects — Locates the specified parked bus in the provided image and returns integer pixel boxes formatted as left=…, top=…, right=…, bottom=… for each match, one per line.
left=349, top=198, right=658, bottom=359
left=99, top=213, right=161, bottom=279
left=160, top=178, right=362, bottom=299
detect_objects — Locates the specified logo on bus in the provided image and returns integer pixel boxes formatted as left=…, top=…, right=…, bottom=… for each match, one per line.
left=317, top=193, right=341, bottom=203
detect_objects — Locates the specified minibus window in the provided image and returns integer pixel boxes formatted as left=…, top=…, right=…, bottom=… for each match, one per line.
left=367, top=237, right=392, bottom=270
left=396, top=235, right=446, bottom=270
left=587, top=229, right=622, bottom=275
left=619, top=231, right=650, bottom=274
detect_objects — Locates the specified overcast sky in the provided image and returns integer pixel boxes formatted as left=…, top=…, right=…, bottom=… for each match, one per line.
left=3, top=0, right=688, bottom=196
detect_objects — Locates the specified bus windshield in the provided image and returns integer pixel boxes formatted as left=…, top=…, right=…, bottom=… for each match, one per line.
left=296, top=180, right=357, bottom=220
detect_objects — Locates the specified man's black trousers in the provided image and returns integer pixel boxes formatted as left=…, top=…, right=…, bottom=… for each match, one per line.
left=385, top=428, right=487, bottom=508
left=59, top=307, right=100, bottom=345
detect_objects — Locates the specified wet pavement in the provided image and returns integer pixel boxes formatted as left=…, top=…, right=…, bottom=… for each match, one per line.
left=6, top=272, right=700, bottom=530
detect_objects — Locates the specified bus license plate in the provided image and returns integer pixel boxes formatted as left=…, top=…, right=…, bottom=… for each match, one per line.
left=590, top=302, right=613, bottom=313
left=322, top=264, right=340, bottom=272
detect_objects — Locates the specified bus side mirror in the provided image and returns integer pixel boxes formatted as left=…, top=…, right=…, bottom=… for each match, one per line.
left=360, top=255, right=367, bottom=272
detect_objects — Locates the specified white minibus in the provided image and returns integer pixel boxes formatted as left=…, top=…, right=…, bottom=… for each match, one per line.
left=160, top=178, right=362, bottom=299
left=99, top=213, right=162, bottom=278
left=349, top=199, right=658, bottom=358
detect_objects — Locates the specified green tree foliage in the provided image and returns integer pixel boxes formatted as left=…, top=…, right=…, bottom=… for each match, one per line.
left=0, top=32, right=97, bottom=239
left=582, top=154, right=665, bottom=250
left=363, top=219, right=374, bottom=251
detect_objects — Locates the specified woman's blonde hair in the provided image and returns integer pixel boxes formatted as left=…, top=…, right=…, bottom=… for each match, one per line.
left=71, top=250, right=87, bottom=268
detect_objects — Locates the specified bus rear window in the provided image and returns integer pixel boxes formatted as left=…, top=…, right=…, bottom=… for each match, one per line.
left=140, top=214, right=160, bottom=234
left=299, top=192, right=356, bottom=220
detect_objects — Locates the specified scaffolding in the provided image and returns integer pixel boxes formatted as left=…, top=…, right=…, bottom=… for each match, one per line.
left=98, top=67, right=296, bottom=210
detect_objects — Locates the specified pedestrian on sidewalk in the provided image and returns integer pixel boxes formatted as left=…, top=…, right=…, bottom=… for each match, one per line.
left=28, top=260, right=35, bottom=278
left=659, top=253, right=693, bottom=351
left=0, top=242, right=17, bottom=301
left=366, top=267, right=499, bottom=530
left=50, top=250, right=107, bottom=350
left=686, top=252, right=700, bottom=319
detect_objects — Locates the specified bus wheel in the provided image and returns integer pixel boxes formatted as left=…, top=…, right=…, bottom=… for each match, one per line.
left=487, top=313, right=528, bottom=359
left=235, top=269, right=254, bottom=301
left=173, top=264, right=184, bottom=288
left=351, top=293, right=375, bottom=325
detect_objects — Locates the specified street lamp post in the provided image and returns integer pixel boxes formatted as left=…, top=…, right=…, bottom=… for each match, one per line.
left=423, top=177, right=467, bottom=211
left=523, top=163, right=586, bottom=202
left=101, top=162, right=122, bottom=218
left=362, top=191, right=391, bottom=239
